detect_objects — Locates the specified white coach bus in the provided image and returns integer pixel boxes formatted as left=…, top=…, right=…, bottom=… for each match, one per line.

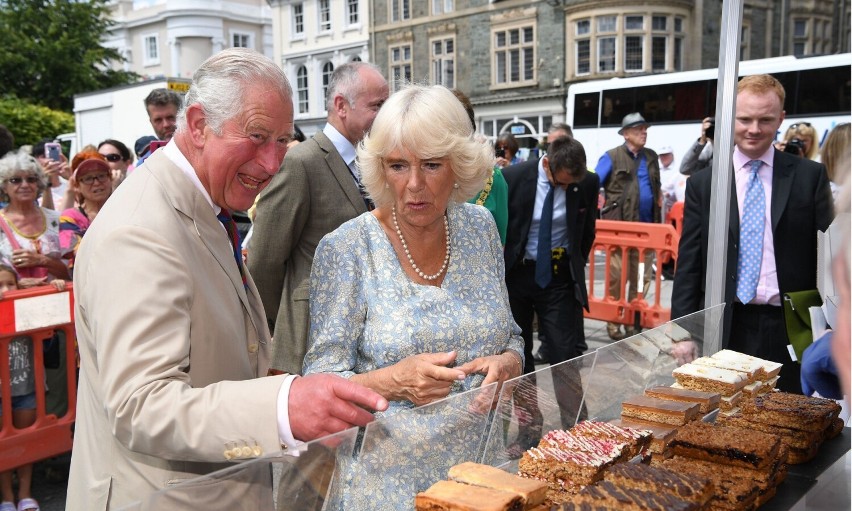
left=566, top=53, right=851, bottom=163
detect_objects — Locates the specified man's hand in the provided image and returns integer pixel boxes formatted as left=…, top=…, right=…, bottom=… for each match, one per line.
left=288, top=373, right=388, bottom=442
left=670, top=340, right=699, bottom=366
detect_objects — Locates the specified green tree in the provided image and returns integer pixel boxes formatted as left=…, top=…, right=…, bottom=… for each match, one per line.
left=0, top=96, right=74, bottom=147
left=0, top=0, right=138, bottom=112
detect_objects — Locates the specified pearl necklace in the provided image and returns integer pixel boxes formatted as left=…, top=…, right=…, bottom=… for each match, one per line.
left=392, top=206, right=450, bottom=281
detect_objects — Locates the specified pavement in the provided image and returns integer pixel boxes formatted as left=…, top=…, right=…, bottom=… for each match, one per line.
left=28, top=263, right=675, bottom=510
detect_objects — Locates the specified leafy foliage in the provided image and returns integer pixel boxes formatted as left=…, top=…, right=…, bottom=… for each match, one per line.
left=0, top=0, right=138, bottom=112
left=0, top=96, right=74, bottom=147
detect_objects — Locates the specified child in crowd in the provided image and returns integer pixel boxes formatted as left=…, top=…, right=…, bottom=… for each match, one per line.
left=0, top=261, right=65, bottom=511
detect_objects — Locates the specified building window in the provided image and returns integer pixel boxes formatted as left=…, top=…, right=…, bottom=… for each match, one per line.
left=390, top=44, right=412, bottom=92
left=493, top=25, right=535, bottom=86
left=322, top=62, right=334, bottom=106
left=794, top=19, right=807, bottom=37
left=391, top=0, right=410, bottom=22
left=432, top=0, right=453, bottom=15
left=652, top=15, right=666, bottom=31
left=651, top=37, right=666, bottom=71
left=597, top=16, right=616, bottom=73
left=625, top=15, right=644, bottom=30
left=293, top=3, right=304, bottom=36
left=674, top=38, right=683, bottom=71
left=297, top=65, right=309, bottom=114
left=431, top=37, right=455, bottom=88
left=232, top=32, right=251, bottom=48
left=576, top=39, right=591, bottom=75
left=624, top=36, right=643, bottom=71
left=347, top=0, right=359, bottom=25
left=740, top=25, right=750, bottom=60
left=143, top=34, right=159, bottom=66
left=319, top=0, right=331, bottom=32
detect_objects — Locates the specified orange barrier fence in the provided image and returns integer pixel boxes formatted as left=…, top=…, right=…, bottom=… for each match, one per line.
left=0, top=284, right=76, bottom=473
left=584, top=220, right=679, bottom=330
left=666, top=201, right=685, bottom=237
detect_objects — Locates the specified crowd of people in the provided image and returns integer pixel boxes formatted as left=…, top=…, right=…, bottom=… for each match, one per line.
left=0, top=47, right=848, bottom=511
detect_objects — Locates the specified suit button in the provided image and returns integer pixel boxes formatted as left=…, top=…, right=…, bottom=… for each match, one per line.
left=240, top=446, right=252, bottom=457
left=248, top=343, right=258, bottom=354
left=224, top=449, right=234, bottom=460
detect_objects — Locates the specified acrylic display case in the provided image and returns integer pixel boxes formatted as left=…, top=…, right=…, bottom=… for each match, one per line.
left=121, top=304, right=849, bottom=510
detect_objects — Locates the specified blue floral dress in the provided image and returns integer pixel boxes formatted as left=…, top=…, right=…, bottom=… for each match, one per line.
left=303, top=202, right=523, bottom=510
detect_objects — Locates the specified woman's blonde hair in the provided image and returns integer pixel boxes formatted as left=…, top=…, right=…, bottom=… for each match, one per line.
left=821, top=123, right=850, bottom=183
left=783, top=123, right=820, bottom=160
left=358, top=84, right=493, bottom=208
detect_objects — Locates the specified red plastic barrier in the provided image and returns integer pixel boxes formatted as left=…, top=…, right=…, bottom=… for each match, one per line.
left=0, top=284, right=76, bottom=473
left=666, top=201, right=685, bottom=238
left=584, top=220, right=679, bottom=330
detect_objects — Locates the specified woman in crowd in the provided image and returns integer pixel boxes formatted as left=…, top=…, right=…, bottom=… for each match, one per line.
left=59, top=151, right=114, bottom=276
left=779, top=122, right=819, bottom=160
left=0, top=150, right=69, bottom=287
left=820, top=122, right=850, bottom=203
left=97, top=139, right=133, bottom=189
left=302, top=84, right=523, bottom=509
left=494, top=132, right=521, bottom=168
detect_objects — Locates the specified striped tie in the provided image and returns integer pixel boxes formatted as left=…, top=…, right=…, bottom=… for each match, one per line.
left=217, top=209, right=248, bottom=289
left=736, top=160, right=765, bottom=304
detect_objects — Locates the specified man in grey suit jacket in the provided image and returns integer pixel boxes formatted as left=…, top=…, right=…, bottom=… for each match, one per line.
left=248, top=62, right=389, bottom=374
left=66, top=49, right=387, bottom=511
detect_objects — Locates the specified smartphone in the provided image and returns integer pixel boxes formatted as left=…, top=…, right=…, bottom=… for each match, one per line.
left=495, top=147, right=506, bottom=158
left=45, top=142, right=62, bottom=162
left=148, top=140, right=168, bottom=153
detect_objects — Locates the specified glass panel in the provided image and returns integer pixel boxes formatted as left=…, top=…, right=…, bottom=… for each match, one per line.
left=523, top=27, right=534, bottom=43
left=577, top=19, right=590, bottom=35
left=598, top=37, right=615, bottom=72
left=118, top=428, right=360, bottom=511
left=674, top=38, right=683, bottom=71
left=794, top=19, right=807, bottom=37
left=481, top=353, right=594, bottom=468
left=624, top=35, right=643, bottom=71
left=576, top=39, right=590, bottom=75
left=652, top=15, right=666, bottom=31
left=510, top=49, right=520, bottom=82
left=523, top=48, right=534, bottom=81
left=625, top=15, right=644, bottom=30
left=674, top=17, right=683, bottom=32
left=573, top=92, right=600, bottom=128
left=509, top=29, right=519, bottom=45
left=329, top=383, right=498, bottom=509
left=496, top=51, right=506, bottom=83
left=495, top=31, right=506, bottom=48
left=446, top=39, right=453, bottom=54
left=403, top=46, right=411, bottom=59
left=652, top=36, right=666, bottom=71
left=598, top=15, right=616, bottom=32
left=433, top=41, right=442, bottom=55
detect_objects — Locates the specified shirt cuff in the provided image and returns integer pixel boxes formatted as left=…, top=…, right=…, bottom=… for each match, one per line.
left=276, top=374, right=302, bottom=449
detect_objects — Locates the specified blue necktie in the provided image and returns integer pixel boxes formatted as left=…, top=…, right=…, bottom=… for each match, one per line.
left=536, top=184, right=555, bottom=288
left=736, top=160, right=765, bottom=304
left=217, top=210, right=248, bottom=289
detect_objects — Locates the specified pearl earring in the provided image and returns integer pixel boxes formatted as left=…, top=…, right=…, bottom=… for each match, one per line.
left=453, top=183, right=459, bottom=189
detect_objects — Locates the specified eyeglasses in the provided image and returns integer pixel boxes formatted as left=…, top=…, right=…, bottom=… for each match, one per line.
left=78, top=173, right=111, bottom=185
left=100, top=153, right=123, bottom=162
left=6, top=176, right=40, bottom=185
left=790, top=122, right=812, bottom=130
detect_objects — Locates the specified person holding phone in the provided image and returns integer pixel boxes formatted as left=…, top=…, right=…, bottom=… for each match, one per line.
left=680, top=117, right=715, bottom=177
left=32, top=139, right=74, bottom=211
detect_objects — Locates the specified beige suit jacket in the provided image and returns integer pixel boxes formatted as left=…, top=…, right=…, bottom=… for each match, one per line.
left=66, top=150, right=288, bottom=510
left=248, top=131, right=367, bottom=374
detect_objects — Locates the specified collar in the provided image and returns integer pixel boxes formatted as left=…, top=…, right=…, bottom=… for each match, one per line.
left=323, top=123, right=357, bottom=171
left=621, top=143, right=646, bottom=159
left=536, top=157, right=550, bottom=186
left=162, top=139, right=219, bottom=215
left=733, top=145, right=775, bottom=171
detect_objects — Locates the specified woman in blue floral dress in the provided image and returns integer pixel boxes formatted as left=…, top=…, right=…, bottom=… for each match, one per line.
left=303, top=84, right=524, bottom=509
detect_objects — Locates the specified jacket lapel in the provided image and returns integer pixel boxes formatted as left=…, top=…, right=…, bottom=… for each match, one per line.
left=770, top=150, right=794, bottom=233
left=314, top=131, right=368, bottom=214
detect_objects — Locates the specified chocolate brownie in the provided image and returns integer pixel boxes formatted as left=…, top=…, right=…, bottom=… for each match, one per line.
left=742, top=392, right=841, bottom=432
left=669, top=422, right=781, bottom=470
left=658, top=457, right=759, bottom=511
left=603, top=462, right=713, bottom=507
left=567, top=480, right=699, bottom=511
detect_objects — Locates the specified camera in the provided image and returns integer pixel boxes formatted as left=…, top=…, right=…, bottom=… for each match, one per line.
left=784, top=138, right=805, bottom=156
left=45, top=142, right=62, bottom=162
left=495, top=147, right=506, bottom=159
left=704, top=119, right=715, bottom=140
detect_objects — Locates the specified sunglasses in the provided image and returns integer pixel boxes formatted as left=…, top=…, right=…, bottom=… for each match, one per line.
left=6, top=176, right=40, bottom=185
left=100, top=153, right=123, bottom=162
left=78, top=173, right=111, bottom=185
left=789, top=122, right=812, bottom=130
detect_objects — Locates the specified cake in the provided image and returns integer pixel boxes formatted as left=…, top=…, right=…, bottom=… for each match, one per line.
left=539, top=429, right=630, bottom=463
left=415, top=480, right=524, bottom=511
left=691, top=356, right=760, bottom=382
left=711, top=349, right=782, bottom=380
left=717, top=391, right=743, bottom=411
left=603, top=462, right=714, bottom=507
left=566, top=480, right=699, bottom=511
left=657, top=457, right=759, bottom=511
left=621, top=395, right=701, bottom=426
left=569, top=420, right=653, bottom=458
left=672, top=363, right=747, bottom=395
left=518, top=445, right=613, bottom=489
left=716, top=411, right=824, bottom=450
left=741, top=392, right=841, bottom=432
left=448, top=462, right=548, bottom=508
left=644, top=385, right=720, bottom=414
left=669, top=421, right=781, bottom=470
left=609, top=418, right=677, bottom=455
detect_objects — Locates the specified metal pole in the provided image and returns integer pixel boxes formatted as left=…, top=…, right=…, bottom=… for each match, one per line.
left=703, top=0, right=744, bottom=355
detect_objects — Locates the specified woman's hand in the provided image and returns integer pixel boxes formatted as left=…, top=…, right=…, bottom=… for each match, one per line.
left=11, top=248, right=39, bottom=268
left=368, top=351, right=466, bottom=406
left=457, top=351, right=522, bottom=389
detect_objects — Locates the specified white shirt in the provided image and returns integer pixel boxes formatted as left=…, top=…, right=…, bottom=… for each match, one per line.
left=324, top=123, right=359, bottom=178
left=162, top=140, right=300, bottom=448
left=524, top=158, right=568, bottom=261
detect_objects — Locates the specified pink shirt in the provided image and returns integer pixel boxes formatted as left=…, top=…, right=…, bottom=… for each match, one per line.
left=733, top=147, right=780, bottom=306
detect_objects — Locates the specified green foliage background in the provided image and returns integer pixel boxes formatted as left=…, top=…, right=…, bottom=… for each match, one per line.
left=0, top=0, right=138, bottom=144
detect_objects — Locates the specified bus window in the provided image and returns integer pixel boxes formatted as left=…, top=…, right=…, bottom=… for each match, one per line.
left=602, top=88, right=635, bottom=126
left=573, top=92, right=600, bottom=128
left=788, top=66, right=851, bottom=116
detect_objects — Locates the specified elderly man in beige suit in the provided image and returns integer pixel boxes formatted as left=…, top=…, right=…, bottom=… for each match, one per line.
left=248, top=62, right=389, bottom=375
left=66, top=49, right=387, bottom=511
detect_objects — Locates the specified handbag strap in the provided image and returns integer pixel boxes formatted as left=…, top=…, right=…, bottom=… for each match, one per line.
left=0, top=212, right=23, bottom=250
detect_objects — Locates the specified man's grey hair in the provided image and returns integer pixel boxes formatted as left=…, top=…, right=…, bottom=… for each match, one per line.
left=144, top=88, right=182, bottom=110
left=176, top=48, right=292, bottom=135
left=325, top=61, right=382, bottom=111
left=548, top=123, right=574, bottom=138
